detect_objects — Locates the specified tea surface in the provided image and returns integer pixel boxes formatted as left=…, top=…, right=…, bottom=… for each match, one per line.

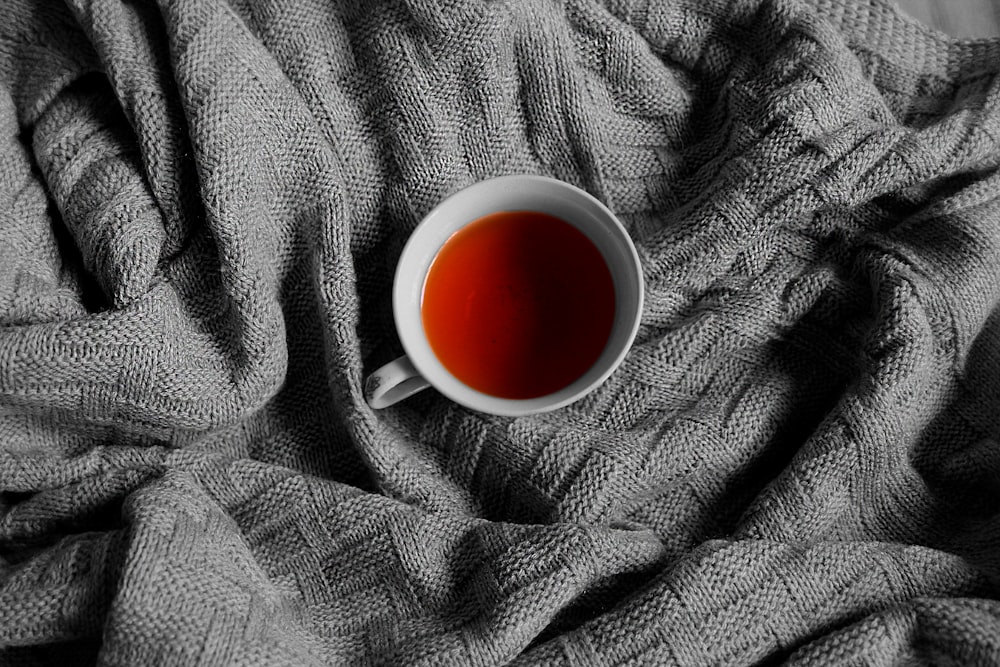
left=421, top=210, right=615, bottom=399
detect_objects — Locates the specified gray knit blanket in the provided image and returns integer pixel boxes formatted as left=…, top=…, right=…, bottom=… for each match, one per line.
left=3, top=0, right=1000, bottom=664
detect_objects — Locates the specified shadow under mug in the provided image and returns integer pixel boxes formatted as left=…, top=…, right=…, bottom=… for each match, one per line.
left=365, top=175, right=644, bottom=417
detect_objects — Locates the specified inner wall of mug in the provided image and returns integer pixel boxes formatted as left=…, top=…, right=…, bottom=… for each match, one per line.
left=393, top=176, right=643, bottom=416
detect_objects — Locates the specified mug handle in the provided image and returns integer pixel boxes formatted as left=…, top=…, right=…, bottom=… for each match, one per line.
left=364, top=356, right=432, bottom=409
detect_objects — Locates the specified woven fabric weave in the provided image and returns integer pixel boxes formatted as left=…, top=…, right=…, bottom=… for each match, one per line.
left=2, top=0, right=1000, bottom=664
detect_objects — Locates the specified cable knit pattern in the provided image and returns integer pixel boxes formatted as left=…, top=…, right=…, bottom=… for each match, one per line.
left=2, top=0, right=1000, bottom=664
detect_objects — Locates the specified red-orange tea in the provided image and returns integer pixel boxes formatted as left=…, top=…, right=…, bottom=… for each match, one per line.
left=421, top=210, right=615, bottom=399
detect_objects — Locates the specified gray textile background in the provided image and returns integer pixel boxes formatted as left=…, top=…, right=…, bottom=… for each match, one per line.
left=2, top=0, right=1000, bottom=663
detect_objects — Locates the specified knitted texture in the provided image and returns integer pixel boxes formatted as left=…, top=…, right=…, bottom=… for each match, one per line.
left=2, top=0, right=1000, bottom=664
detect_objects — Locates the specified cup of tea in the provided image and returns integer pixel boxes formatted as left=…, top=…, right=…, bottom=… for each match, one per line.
left=365, top=175, right=643, bottom=417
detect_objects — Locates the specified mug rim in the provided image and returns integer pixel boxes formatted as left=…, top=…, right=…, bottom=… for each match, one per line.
left=392, top=175, right=643, bottom=416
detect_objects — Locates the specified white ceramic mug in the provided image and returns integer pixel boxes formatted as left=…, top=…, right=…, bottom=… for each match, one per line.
left=364, top=175, right=643, bottom=416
